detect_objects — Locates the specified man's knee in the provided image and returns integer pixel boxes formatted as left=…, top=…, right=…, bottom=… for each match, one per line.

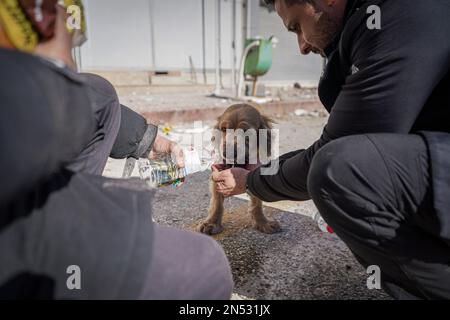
left=308, top=136, right=366, bottom=196
left=176, top=234, right=234, bottom=300
left=142, top=226, right=234, bottom=300
left=195, top=236, right=234, bottom=299
left=307, top=135, right=376, bottom=223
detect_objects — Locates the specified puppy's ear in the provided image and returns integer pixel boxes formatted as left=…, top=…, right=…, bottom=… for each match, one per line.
left=258, top=114, right=275, bottom=158
left=214, top=115, right=221, bottom=130
left=211, top=116, right=222, bottom=148
left=260, top=114, right=275, bottom=130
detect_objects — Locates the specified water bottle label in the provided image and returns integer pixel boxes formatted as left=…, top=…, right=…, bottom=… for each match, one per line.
left=182, top=146, right=202, bottom=175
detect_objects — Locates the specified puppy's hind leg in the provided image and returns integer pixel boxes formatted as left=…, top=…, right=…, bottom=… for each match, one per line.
left=249, top=196, right=281, bottom=234
left=197, top=180, right=225, bottom=235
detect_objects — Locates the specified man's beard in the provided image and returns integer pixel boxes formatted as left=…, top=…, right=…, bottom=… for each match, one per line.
left=309, top=9, right=341, bottom=55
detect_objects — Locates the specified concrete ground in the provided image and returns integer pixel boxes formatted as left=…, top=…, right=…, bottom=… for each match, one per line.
left=115, top=85, right=320, bottom=124
left=104, top=108, right=391, bottom=300
left=116, top=85, right=318, bottom=114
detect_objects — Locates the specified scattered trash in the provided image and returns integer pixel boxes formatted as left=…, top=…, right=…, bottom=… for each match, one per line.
left=162, top=124, right=172, bottom=135
left=243, top=97, right=273, bottom=104
left=313, top=211, right=334, bottom=234
left=294, top=109, right=308, bottom=116
left=174, top=126, right=210, bottom=134
left=294, top=109, right=321, bottom=117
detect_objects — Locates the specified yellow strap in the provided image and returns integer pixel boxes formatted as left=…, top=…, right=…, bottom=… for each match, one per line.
left=0, top=0, right=38, bottom=52
left=0, top=0, right=87, bottom=51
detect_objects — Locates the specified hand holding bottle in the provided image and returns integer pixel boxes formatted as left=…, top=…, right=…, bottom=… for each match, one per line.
left=151, top=135, right=185, bottom=168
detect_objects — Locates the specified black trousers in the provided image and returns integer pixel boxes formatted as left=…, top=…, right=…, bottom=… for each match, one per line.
left=308, top=133, right=450, bottom=299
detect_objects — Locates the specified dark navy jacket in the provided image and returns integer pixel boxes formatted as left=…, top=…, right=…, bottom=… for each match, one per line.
left=248, top=0, right=450, bottom=237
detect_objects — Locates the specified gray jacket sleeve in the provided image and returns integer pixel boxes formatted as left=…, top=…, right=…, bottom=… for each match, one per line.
left=0, top=49, right=95, bottom=208
left=110, top=105, right=158, bottom=159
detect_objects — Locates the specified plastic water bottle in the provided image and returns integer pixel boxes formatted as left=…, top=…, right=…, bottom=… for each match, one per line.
left=137, top=146, right=208, bottom=188
left=138, top=157, right=185, bottom=188
left=313, top=211, right=334, bottom=234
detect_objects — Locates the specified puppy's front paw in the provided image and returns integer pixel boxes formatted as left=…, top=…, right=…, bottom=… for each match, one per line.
left=254, top=220, right=282, bottom=234
left=197, top=221, right=224, bottom=235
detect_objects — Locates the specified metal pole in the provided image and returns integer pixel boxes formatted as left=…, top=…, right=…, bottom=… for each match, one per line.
left=201, top=0, right=207, bottom=84
left=246, top=0, right=252, bottom=39
left=148, top=0, right=156, bottom=70
left=218, top=0, right=224, bottom=89
left=214, top=0, right=221, bottom=95
left=231, top=0, right=237, bottom=95
left=189, top=56, right=198, bottom=84
left=72, top=47, right=82, bottom=72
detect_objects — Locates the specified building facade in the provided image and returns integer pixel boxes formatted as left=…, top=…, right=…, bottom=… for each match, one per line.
left=79, top=0, right=322, bottom=85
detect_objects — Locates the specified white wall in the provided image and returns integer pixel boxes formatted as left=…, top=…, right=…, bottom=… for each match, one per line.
left=79, top=0, right=322, bottom=84
left=81, top=0, right=245, bottom=71
left=81, top=0, right=153, bottom=70
left=151, top=0, right=203, bottom=70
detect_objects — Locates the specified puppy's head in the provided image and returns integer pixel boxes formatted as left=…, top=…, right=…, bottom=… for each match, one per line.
left=212, top=103, right=274, bottom=168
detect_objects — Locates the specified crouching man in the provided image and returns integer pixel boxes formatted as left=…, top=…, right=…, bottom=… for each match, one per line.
left=212, top=0, right=450, bottom=299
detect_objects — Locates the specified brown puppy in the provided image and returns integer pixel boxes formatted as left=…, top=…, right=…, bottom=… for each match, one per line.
left=197, top=104, right=282, bottom=235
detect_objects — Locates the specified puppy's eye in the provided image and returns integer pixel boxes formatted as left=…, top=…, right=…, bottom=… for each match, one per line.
left=288, top=24, right=300, bottom=33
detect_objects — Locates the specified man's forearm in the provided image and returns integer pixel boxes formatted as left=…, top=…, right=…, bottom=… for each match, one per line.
left=247, top=149, right=311, bottom=202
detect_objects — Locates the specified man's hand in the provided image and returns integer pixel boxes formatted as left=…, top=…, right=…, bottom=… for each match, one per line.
left=212, top=165, right=250, bottom=198
left=151, top=135, right=185, bottom=168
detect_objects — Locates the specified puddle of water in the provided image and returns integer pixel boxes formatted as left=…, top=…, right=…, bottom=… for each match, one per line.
left=187, top=204, right=284, bottom=288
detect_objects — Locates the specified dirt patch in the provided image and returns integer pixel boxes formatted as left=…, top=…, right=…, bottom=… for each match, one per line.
left=187, top=203, right=282, bottom=241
